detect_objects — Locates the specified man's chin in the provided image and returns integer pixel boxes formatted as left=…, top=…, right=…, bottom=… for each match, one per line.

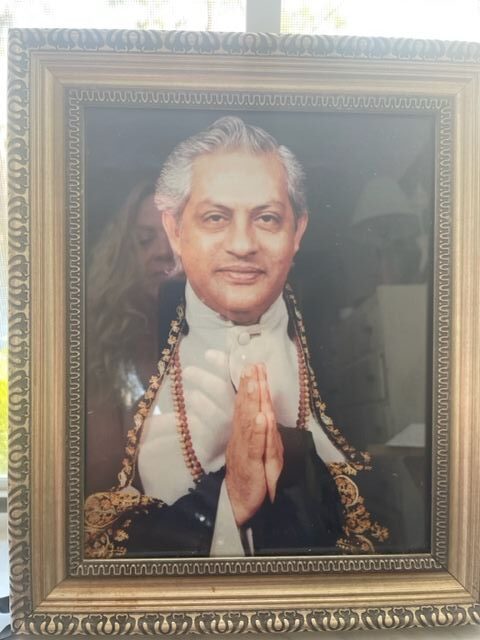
left=193, top=280, right=282, bottom=325
left=217, top=297, right=271, bottom=326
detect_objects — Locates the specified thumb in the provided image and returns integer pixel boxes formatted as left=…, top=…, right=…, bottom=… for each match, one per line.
left=264, top=412, right=283, bottom=502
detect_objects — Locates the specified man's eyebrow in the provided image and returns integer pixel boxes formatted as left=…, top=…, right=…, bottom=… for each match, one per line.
left=196, top=199, right=232, bottom=212
left=252, top=201, right=287, bottom=212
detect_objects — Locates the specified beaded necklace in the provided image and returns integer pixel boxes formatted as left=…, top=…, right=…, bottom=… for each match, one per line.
left=170, top=336, right=310, bottom=484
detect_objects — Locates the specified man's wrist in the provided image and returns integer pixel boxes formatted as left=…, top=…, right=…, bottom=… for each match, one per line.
left=225, top=474, right=257, bottom=526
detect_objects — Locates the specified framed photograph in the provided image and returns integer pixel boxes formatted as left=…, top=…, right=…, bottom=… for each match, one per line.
left=8, top=29, right=480, bottom=634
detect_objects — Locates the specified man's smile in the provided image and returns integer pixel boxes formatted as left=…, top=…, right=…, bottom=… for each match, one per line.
left=216, top=265, right=265, bottom=284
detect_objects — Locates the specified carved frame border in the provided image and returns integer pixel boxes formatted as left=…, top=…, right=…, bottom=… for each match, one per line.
left=7, top=28, right=480, bottom=634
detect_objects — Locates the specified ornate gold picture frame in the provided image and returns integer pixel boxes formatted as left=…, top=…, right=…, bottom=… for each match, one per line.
left=8, top=29, right=480, bottom=634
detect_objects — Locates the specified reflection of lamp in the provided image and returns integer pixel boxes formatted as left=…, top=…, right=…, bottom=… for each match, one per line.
left=352, top=176, right=420, bottom=239
left=351, top=176, right=423, bottom=287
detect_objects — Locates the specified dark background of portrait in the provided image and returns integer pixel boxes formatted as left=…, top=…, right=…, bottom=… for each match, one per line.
left=85, top=106, right=435, bottom=554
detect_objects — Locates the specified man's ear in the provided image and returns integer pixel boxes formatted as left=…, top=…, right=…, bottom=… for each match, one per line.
left=293, top=212, right=308, bottom=253
left=162, top=211, right=182, bottom=257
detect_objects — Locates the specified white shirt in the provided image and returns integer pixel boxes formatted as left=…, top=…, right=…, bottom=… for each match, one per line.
left=138, top=283, right=344, bottom=555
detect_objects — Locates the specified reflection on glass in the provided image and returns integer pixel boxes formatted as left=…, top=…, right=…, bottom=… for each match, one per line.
left=86, top=181, right=175, bottom=495
left=295, top=140, right=434, bottom=552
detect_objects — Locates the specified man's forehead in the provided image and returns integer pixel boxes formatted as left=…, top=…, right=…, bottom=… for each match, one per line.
left=192, top=148, right=283, bottom=170
left=190, top=149, right=288, bottom=187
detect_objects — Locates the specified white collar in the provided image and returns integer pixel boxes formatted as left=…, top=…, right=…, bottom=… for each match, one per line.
left=185, top=281, right=287, bottom=334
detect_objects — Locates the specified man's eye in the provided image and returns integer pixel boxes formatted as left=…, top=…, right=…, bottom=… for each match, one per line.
left=256, top=213, right=281, bottom=227
left=204, top=213, right=227, bottom=225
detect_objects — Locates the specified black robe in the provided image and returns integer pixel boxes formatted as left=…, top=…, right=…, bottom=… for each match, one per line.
left=112, top=426, right=344, bottom=558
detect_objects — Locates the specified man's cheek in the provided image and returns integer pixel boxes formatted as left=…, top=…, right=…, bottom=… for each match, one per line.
left=270, top=250, right=293, bottom=271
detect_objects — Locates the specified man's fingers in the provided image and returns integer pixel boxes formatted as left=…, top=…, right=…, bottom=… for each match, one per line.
left=234, top=364, right=260, bottom=431
left=255, top=365, right=281, bottom=502
left=236, top=364, right=252, bottom=407
left=258, top=364, right=268, bottom=412
left=258, top=363, right=274, bottom=414
left=226, top=366, right=271, bottom=525
left=248, top=412, right=267, bottom=459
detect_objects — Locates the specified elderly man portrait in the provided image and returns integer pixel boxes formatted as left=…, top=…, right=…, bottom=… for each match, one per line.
left=85, top=116, right=388, bottom=558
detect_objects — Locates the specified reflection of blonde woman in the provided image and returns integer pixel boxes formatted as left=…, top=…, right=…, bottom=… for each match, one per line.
left=86, top=181, right=175, bottom=494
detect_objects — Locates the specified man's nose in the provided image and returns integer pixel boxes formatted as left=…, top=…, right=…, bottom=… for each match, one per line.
left=225, top=219, right=257, bottom=256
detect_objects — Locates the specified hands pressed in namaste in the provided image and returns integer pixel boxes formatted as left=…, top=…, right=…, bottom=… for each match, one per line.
left=225, top=363, right=284, bottom=526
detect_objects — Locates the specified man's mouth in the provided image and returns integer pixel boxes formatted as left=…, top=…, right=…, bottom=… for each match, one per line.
left=216, top=265, right=265, bottom=283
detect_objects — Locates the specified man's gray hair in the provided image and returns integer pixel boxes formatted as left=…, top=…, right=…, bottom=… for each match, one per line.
left=155, top=116, right=307, bottom=219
